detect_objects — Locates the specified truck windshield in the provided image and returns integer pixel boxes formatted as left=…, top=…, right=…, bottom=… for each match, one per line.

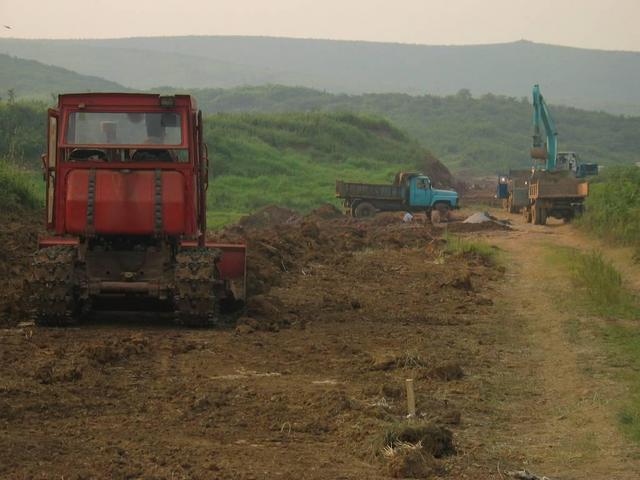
left=65, top=112, right=182, bottom=146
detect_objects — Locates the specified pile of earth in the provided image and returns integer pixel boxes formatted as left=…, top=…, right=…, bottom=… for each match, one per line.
left=237, top=205, right=301, bottom=229
left=0, top=210, right=41, bottom=326
left=213, top=209, right=443, bottom=298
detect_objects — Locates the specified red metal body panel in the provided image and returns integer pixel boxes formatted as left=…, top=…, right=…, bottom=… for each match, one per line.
left=65, top=169, right=186, bottom=235
left=48, top=93, right=201, bottom=239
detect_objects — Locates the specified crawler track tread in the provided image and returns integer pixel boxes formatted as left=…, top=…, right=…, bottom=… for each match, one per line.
left=174, top=248, right=222, bottom=327
left=30, top=246, right=78, bottom=327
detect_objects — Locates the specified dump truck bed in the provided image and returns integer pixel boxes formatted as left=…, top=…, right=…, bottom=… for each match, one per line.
left=335, top=180, right=404, bottom=200
left=529, top=172, right=588, bottom=199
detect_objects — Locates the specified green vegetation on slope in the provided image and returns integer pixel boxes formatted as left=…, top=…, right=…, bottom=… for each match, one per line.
left=205, top=112, right=448, bottom=225
left=0, top=100, right=46, bottom=164
left=0, top=54, right=127, bottom=102
left=172, top=85, right=640, bottom=175
left=5, top=84, right=640, bottom=176
left=579, top=166, right=640, bottom=247
left=0, top=158, right=42, bottom=210
left=0, top=102, right=450, bottom=224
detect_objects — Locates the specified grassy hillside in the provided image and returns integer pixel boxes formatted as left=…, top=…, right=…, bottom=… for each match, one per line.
left=177, top=86, right=640, bottom=175
left=5, top=88, right=640, bottom=177
left=2, top=37, right=640, bottom=114
left=579, top=166, right=640, bottom=247
left=0, top=102, right=451, bottom=225
left=0, top=54, right=127, bottom=101
left=204, top=112, right=451, bottom=226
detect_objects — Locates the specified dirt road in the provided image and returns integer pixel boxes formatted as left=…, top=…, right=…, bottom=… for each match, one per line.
left=480, top=214, right=640, bottom=479
left=1, top=208, right=639, bottom=479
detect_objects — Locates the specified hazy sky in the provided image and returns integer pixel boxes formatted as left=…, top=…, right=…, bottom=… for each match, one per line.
left=1, top=0, right=639, bottom=51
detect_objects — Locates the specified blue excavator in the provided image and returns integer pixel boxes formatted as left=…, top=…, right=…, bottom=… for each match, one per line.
left=530, top=84, right=598, bottom=178
left=498, top=85, right=597, bottom=224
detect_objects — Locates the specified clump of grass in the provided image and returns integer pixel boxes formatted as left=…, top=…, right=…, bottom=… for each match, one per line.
left=444, top=234, right=497, bottom=265
left=560, top=248, right=640, bottom=319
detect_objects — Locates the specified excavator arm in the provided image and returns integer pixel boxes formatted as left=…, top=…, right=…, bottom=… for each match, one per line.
left=531, top=84, right=558, bottom=171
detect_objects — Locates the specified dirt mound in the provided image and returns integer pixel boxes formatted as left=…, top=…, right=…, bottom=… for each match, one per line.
left=307, top=203, right=343, bottom=220
left=0, top=210, right=41, bottom=327
left=215, top=218, right=440, bottom=297
left=237, top=205, right=300, bottom=229
left=421, top=151, right=456, bottom=189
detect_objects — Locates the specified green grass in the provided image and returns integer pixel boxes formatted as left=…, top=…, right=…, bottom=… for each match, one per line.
left=205, top=112, right=446, bottom=223
left=0, top=157, right=43, bottom=209
left=206, top=211, right=246, bottom=231
left=578, top=166, right=640, bottom=248
left=549, top=246, right=640, bottom=320
left=444, top=234, right=498, bottom=264
left=551, top=246, right=640, bottom=441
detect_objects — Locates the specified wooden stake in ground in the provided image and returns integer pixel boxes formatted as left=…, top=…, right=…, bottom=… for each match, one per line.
left=406, top=378, right=416, bottom=418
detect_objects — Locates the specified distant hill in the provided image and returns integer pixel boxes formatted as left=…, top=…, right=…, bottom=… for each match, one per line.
left=1, top=36, right=640, bottom=114
left=162, top=85, right=640, bottom=175
left=0, top=54, right=127, bottom=101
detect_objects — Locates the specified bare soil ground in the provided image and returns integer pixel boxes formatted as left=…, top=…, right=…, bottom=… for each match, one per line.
left=1, top=206, right=639, bottom=479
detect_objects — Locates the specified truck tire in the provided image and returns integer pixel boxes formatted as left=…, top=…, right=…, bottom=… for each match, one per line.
left=354, top=202, right=376, bottom=218
left=433, top=203, right=450, bottom=224
left=539, top=208, right=547, bottom=225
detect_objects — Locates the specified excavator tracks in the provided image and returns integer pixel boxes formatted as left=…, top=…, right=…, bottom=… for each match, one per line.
left=30, top=246, right=79, bottom=326
left=174, top=248, right=222, bottom=327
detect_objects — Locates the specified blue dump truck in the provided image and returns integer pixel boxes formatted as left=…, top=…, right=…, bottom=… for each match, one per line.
left=336, top=172, right=459, bottom=220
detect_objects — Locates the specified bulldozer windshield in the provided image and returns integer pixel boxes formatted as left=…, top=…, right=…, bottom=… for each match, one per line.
left=65, top=112, right=183, bottom=146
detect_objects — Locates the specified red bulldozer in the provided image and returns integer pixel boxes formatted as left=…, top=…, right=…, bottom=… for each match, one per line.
left=32, top=93, right=246, bottom=326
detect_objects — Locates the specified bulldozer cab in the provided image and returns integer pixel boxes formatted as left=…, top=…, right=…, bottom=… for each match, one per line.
left=44, top=93, right=207, bottom=239
left=36, top=93, right=247, bottom=327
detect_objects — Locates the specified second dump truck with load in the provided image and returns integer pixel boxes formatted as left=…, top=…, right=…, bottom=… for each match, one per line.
left=336, top=172, right=459, bottom=219
left=524, top=170, right=589, bottom=224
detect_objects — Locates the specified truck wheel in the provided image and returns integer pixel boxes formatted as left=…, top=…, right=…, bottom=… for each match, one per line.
left=532, top=206, right=540, bottom=225
left=354, top=202, right=376, bottom=218
left=435, top=203, right=450, bottom=223
left=539, top=208, right=547, bottom=225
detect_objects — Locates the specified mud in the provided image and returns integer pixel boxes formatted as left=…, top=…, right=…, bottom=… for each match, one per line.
left=0, top=206, right=506, bottom=479
left=0, top=209, right=40, bottom=327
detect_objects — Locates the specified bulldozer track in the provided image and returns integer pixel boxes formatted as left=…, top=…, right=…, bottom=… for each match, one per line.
left=30, top=246, right=78, bottom=326
left=174, top=248, right=222, bottom=327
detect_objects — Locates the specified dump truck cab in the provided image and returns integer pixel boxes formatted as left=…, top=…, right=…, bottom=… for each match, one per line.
left=35, top=93, right=246, bottom=326
left=336, top=172, right=458, bottom=219
left=397, top=173, right=458, bottom=209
